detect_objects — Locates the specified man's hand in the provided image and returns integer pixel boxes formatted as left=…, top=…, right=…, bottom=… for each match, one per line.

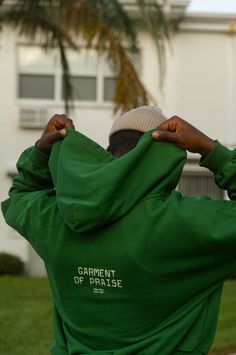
left=36, top=114, right=75, bottom=154
left=152, top=116, right=215, bottom=158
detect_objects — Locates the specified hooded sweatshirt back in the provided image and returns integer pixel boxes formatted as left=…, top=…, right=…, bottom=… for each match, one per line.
left=2, top=128, right=236, bottom=355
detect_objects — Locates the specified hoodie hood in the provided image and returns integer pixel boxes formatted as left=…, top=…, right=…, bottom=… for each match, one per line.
left=49, top=128, right=186, bottom=233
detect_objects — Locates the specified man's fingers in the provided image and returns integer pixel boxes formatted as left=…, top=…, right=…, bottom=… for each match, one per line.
left=152, top=130, right=178, bottom=144
left=50, top=114, right=75, bottom=131
left=45, top=128, right=67, bottom=144
left=37, top=114, right=73, bottom=153
left=53, top=128, right=67, bottom=139
left=157, top=120, right=171, bottom=131
left=46, top=114, right=74, bottom=141
left=66, top=119, right=75, bottom=130
left=157, top=116, right=183, bottom=132
left=59, top=114, right=75, bottom=130
left=58, top=128, right=67, bottom=137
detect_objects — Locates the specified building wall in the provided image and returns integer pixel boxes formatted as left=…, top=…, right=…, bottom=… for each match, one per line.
left=143, top=29, right=236, bottom=145
left=1, top=20, right=236, bottom=274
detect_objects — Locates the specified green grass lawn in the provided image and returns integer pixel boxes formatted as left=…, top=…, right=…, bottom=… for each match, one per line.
left=210, top=280, right=236, bottom=355
left=0, top=277, right=236, bottom=355
left=0, top=277, right=53, bottom=355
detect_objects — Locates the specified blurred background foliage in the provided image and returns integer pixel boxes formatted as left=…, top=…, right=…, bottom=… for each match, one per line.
left=0, top=0, right=170, bottom=113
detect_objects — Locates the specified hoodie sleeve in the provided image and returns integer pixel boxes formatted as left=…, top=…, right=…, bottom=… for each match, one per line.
left=186, top=141, right=236, bottom=253
left=1, top=146, right=58, bottom=257
left=146, top=142, right=236, bottom=278
left=200, top=141, right=236, bottom=199
left=168, top=142, right=236, bottom=275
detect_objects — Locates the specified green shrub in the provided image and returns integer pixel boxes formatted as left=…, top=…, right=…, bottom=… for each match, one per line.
left=0, top=252, right=24, bottom=276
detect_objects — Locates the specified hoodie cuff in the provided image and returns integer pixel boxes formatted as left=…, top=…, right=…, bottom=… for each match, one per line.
left=29, top=145, right=50, bottom=168
left=199, top=141, right=234, bottom=174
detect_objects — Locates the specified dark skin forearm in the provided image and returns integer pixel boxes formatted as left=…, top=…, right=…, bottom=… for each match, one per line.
left=152, top=116, right=215, bottom=159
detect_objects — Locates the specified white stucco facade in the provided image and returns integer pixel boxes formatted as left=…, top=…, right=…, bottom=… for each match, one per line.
left=1, top=2, right=236, bottom=275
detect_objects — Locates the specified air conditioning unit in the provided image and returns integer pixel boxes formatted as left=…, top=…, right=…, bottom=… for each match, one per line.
left=19, top=108, right=48, bottom=128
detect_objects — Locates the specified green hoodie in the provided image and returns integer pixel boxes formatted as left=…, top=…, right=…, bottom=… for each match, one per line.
left=2, top=128, right=236, bottom=355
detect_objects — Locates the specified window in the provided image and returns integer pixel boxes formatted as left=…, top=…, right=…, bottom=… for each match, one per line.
left=102, top=57, right=116, bottom=102
left=62, top=76, right=97, bottom=101
left=17, top=45, right=116, bottom=104
left=103, top=77, right=116, bottom=101
left=18, top=45, right=56, bottom=100
left=178, top=173, right=224, bottom=199
left=19, top=74, right=54, bottom=99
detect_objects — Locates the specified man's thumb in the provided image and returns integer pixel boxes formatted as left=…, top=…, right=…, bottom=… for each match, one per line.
left=59, top=128, right=67, bottom=137
left=152, top=130, right=177, bottom=143
left=50, top=128, right=67, bottom=142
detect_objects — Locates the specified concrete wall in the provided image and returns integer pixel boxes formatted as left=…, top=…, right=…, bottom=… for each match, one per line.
left=142, top=30, right=236, bottom=145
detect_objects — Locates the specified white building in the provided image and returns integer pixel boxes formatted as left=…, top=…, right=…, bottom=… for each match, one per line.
left=1, top=0, right=236, bottom=275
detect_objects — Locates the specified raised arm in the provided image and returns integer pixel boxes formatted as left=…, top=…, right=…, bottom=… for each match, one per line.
left=152, top=115, right=215, bottom=158
left=152, top=116, right=236, bottom=276
left=9, top=114, right=75, bottom=195
left=152, top=116, right=236, bottom=200
left=36, top=114, right=75, bottom=154
left=1, top=114, right=75, bottom=254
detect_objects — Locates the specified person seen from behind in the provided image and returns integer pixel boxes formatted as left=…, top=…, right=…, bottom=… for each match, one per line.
left=2, top=106, right=236, bottom=355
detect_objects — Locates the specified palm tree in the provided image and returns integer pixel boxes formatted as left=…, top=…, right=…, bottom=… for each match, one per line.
left=0, top=0, right=170, bottom=113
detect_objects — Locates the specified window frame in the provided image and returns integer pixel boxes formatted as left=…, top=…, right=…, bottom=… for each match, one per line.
left=17, top=43, right=116, bottom=108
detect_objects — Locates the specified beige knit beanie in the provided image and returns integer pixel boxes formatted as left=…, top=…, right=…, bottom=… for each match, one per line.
left=109, top=106, right=167, bottom=137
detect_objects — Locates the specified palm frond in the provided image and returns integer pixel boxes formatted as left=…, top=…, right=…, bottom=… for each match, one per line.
left=61, top=0, right=139, bottom=53
left=136, top=0, right=170, bottom=84
left=0, top=0, right=77, bottom=112
left=58, top=38, right=73, bottom=114
left=0, top=0, right=170, bottom=113
left=59, top=1, right=150, bottom=112
left=0, top=3, right=76, bottom=49
left=98, top=0, right=139, bottom=54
